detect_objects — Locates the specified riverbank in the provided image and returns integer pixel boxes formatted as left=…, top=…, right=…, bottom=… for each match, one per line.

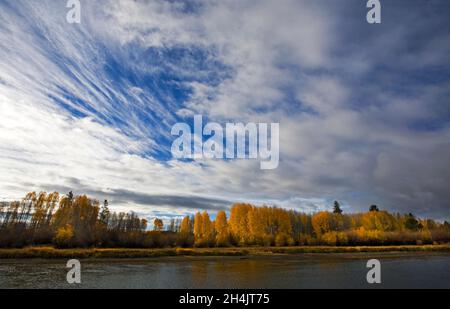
left=1, top=244, right=450, bottom=259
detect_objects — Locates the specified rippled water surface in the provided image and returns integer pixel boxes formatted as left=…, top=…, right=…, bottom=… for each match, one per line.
left=0, top=253, right=449, bottom=289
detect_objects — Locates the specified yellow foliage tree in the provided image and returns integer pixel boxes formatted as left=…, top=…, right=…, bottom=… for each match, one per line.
left=215, top=210, right=229, bottom=246
left=54, top=224, right=74, bottom=248
left=201, top=211, right=215, bottom=246
left=229, top=203, right=252, bottom=245
left=176, top=216, right=193, bottom=247
left=248, top=206, right=293, bottom=246
left=193, top=212, right=203, bottom=246
left=362, top=211, right=397, bottom=231
left=180, top=216, right=191, bottom=235
left=312, top=211, right=332, bottom=236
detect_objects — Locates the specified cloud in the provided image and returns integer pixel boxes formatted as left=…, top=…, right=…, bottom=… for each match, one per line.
left=0, top=0, right=449, bottom=221
left=38, top=179, right=232, bottom=211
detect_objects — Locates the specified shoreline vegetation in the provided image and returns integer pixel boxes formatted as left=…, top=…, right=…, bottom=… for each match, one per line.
left=1, top=191, right=449, bottom=250
left=1, top=244, right=450, bottom=259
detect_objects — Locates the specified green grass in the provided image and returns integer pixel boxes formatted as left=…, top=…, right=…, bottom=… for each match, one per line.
left=0, top=244, right=449, bottom=259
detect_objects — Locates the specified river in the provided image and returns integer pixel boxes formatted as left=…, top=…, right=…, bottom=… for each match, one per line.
left=0, top=253, right=449, bottom=289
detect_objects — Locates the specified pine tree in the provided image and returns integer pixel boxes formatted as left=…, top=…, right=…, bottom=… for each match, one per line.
left=369, top=205, right=379, bottom=212
left=333, top=201, right=343, bottom=214
left=99, top=200, right=110, bottom=226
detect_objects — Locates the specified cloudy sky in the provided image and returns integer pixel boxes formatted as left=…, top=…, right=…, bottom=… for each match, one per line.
left=1, top=0, right=450, bottom=222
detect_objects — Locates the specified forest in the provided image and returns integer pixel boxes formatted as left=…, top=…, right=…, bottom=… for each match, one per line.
left=0, top=191, right=449, bottom=248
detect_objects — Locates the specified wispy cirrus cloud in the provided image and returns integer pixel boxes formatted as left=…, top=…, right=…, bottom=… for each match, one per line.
left=0, top=0, right=450, bottom=221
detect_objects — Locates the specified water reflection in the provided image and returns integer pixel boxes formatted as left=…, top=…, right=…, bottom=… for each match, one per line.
left=0, top=254, right=449, bottom=289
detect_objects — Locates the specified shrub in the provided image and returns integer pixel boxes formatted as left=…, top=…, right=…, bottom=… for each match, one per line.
left=275, top=233, right=294, bottom=247
left=322, top=232, right=338, bottom=246
left=54, top=225, right=74, bottom=248
left=336, top=232, right=349, bottom=245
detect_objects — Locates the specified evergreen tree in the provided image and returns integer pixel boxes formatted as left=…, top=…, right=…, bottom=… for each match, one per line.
left=99, top=200, right=110, bottom=226
left=369, top=205, right=380, bottom=212
left=333, top=201, right=343, bottom=214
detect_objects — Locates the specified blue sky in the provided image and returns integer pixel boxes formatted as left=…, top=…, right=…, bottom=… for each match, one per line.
left=1, top=0, right=450, bottom=222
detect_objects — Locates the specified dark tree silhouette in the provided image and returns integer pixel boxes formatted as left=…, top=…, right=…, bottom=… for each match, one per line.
left=333, top=201, right=343, bottom=214
left=99, top=199, right=110, bottom=226
left=369, top=205, right=380, bottom=212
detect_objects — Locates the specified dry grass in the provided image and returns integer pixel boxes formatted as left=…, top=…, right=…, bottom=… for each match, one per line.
left=261, top=244, right=450, bottom=254
left=0, top=244, right=449, bottom=259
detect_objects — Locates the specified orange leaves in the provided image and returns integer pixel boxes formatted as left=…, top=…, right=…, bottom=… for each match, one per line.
left=215, top=210, right=229, bottom=246
left=180, top=216, right=191, bottom=235
left=229, top=203, right=252, bottom=245
left=2, top=191, right=450, bottom=248
left=361, top=211, right=397, bottom=232
left=193, top=211, right=215, bottom=247
left=54, top=224, right=74, bottom=248
left=230, top=204, right=293, bottom=246
left=312, top=211, right=333, bottom=236
left=193, top=212, right=203, bottom=242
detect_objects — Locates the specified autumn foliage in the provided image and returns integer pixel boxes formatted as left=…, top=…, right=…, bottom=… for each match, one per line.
left=0, top=192, right=449, bottom=248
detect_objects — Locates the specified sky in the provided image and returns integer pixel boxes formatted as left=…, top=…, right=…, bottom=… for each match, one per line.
left=1, top=0, right=450, bottom=222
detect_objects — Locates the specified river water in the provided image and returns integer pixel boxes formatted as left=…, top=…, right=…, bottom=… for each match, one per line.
left=0, top=253, right=449, bottom=289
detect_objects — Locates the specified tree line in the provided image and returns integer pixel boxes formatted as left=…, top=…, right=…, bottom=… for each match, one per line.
left=0, top=192, right=147, bottom=248
left=0, top=192, right=449, bottom=248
